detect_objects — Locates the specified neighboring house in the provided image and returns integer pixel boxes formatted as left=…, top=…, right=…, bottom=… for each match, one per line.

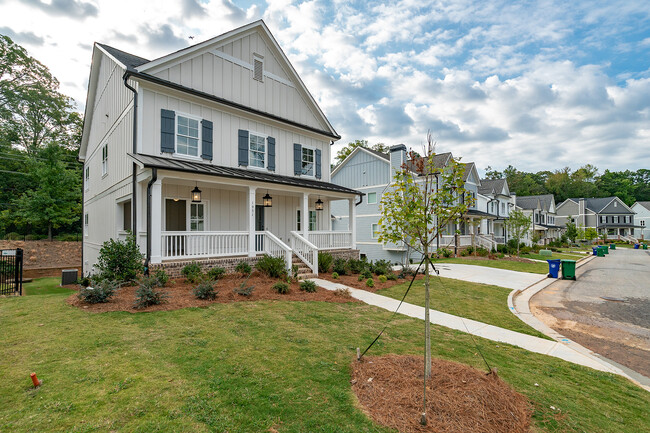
left=477, top=179, right=516, bottom=244
left=556, top=197, right=636, bottom=240
left=330, top=146, right=489, bottom=262
left=79, top=21, right=361, bottom=277
left=515, top=194, right=562, bottom=245
left=631, top=202, right=650, bottom=240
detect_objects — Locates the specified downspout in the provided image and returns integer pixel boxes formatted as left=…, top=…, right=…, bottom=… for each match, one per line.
left=123, top=73, right=138, bottom=242
left=144, top=167, right=157, bottom=275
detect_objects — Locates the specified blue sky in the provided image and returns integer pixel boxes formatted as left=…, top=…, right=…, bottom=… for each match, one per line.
left=1, top=0, right=649, bottom=173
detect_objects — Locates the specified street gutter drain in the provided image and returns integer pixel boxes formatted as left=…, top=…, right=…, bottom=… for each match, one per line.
left=600, top=296, right=627, bottom=302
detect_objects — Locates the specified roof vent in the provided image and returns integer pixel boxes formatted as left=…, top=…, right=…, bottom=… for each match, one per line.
left=253, top=54, right=264, bottom=82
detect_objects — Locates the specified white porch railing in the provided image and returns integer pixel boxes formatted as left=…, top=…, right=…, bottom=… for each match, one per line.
left=308, top=231, right=353, bottom=250
left=494, top=236, right=506, bottom=244
left=475, top=234, right=497, bottom=250
left=290, top=231, right=319, bottom=276
left=255, top=231, right=292, bottom=271
left=161, top=231, right=249, bottom=259
left=438, top=235, right=473, bottom=248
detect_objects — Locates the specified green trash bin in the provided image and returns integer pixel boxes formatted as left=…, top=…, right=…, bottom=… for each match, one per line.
left=603, top=245, right=609, bottom=255
left=597, top=246, right=605, bottom=257
left=561, top=260, right=576, bottom=280
left=610, top=243, right=616, bottom=250
left=644, top=243, right=648, bottom=250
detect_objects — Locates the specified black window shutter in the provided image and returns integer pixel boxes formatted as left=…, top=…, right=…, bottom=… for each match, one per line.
left=293, top=143, right=302, bottom=175
left=161, top=109, right=175, bottom=153
left=315, top=149, right=322, bottom=179
left=267, top=136, right=276, bottom=171
left=238, top=129, right=249, bottom=166
left=201, top=120, right=213, bottom=160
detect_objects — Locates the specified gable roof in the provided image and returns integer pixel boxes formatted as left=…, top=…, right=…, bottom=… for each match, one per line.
left=479, top=178, right=507, bottom=195
left=517, top=194, right=555, bottom=212
left=633, top=201, right=650, bottom=211
left=330, top=146, right=390, bottom=178
left=462, top=162, right=479, bottom=183
left=405, top=152, right=453, bottom=174
left=562, top=197, right=635, bottom=214
left=96, top=43, right=149, bottom=70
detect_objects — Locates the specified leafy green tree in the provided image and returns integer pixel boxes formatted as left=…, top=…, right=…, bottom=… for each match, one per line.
left=584, top=227, right=598, bottom=242
left=565, top=217, right=578, bottom=244
left=378, top=132, right=470, bottom=426
left=334, top=139, right=390, bottom=166
left=504, top=209, right=532, bottom=253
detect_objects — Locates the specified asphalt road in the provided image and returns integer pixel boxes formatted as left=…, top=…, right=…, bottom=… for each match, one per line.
left=530, top=247, right=650, bottom=380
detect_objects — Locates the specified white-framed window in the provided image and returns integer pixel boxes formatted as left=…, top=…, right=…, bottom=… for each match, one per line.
left=367, top=192, right=377, bottom=204
left=249, top=132, right=266, bottom=169
left=501, top=202, right=505, bottom=214
left=309, top=210, right=317, bottom=231
left=253, top=54, right=264, bottom=82
left=641, top=220, right=646, bottom=227
left=613, top=216, right=619, bottom=224
left=490, top=202, right=495, bottom=213
left=84, top=213, right=89, bottom=236
left=176, top=114, right=200, bottom=157
left=600, top=215, right=606, bottom=224
left=296, top=209, right=301, bottom=231
left=190, top=203, right=205, bottom=231
left=101, top=144, right=108, bottom=176
left=371, top=223, right=380, bottom=239
left=121, top=200, right=132, bottom=232
left=535, top=213, right=539, bottom=223
left=301, top=147, right=314, bottom=176
left=85, top=167, right=89, bottom=191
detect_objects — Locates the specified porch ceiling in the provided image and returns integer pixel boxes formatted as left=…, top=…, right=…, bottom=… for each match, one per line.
left=129, top=153, right=361, bottom=197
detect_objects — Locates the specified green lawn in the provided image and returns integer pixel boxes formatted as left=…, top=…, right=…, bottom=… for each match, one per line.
left=520, top=252, right=586, bottom=261
left=23, top=277, right=74, bottom=296
left=431, top=257, right=549, bottom=274
left=378, top=277, right=550, bottom=339
left=1, top=291, right=648, bottom=432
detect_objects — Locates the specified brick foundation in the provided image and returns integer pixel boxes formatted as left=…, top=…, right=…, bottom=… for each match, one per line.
left=150, top=256, right=263, bottom=278
left=326, top=249, right=361, bottom=261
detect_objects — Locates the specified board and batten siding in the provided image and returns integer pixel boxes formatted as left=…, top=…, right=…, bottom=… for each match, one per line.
left=332, top=150, right=390, bottom=188
left=149, top=31, right=327, bottom=133
left=139, top=87, right=331, bottom=182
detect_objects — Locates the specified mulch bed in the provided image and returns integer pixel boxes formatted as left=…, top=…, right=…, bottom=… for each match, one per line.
left=318, top=271, right=424, bottom=293
left=351, top=354, right=531, bottom=433
left=66, top=272, right=360, bottom=313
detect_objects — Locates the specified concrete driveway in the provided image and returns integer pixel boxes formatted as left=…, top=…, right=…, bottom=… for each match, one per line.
left=531, top=248, right=650, bottom=381
left=419, top=263, right=544, bottom=290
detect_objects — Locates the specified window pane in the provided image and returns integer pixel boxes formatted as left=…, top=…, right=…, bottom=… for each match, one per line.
left=309, top=211, right=316, bottom=231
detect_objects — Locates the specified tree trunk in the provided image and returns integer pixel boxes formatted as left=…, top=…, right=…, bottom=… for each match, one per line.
left=48, top=223, right=52, bottom=241
left=424, top=247, right=431, bottom=378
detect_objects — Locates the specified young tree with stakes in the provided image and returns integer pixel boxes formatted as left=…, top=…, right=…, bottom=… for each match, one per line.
left=378, top=132, right=471, bottom=425
left=505, top=209, right=532, bottom=254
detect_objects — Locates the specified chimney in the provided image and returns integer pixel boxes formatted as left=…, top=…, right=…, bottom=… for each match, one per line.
left=389, top=144, right=407, bottom=178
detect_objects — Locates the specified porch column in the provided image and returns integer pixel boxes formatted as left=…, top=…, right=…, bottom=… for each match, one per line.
left=248, top=186, right=256, bottom=257
left=349, top=197, right=356, bottom=249
left=150, top=179, right=162, bottom=264
left=302, top=192, right=309, bottom=239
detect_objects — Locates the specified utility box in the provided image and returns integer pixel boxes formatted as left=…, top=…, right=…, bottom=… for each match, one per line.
left=61, top=269, right=78, bottom=286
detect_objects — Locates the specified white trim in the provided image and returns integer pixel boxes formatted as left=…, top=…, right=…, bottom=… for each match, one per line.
left=210, top=49, right=295, bottom=87
left=95, top=44, right=127, bottom=70
left=330, top=146, right=389, bottom=178
left=189, top=201, right=209, bottom=232
left=371, top=223, right=380, bottom=239
left=367, top=192, right=377, bottom=204
left=248, top=130, right=268, bottom=170
left=300, top=145, right=316, bottom=178
left=174, top=111, right=202, bottom=158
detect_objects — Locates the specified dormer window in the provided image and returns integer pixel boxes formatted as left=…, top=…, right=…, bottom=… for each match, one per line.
left=253, top=54, right=264, bottom=82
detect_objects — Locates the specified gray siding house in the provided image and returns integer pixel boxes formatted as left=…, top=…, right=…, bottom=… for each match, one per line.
left=631, top=202, right=650, bottom=240
left=556, top=197, right=636, bottom=241
left=515, top=194, right=561, bottom=245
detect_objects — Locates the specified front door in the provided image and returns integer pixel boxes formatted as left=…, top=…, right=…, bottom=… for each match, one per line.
left=255, top=205, right=265, bottom=251
left=165, top=199, right=187, bottom=255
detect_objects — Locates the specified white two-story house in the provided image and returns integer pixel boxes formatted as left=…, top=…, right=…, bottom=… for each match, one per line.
left=632, top=202, right=649, bottom=240
left=79, top=21, right=361, bottom=277
left=478, top=178, right=515, bottom=244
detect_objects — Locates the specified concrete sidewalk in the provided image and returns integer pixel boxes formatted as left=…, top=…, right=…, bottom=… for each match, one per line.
left=310, top=275, right=649, bottom=391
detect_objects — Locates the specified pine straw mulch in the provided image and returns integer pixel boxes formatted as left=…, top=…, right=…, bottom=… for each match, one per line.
left=351, top=354, right=531, bottom=433
left=66, top=272, right=360, bottom=313
left=318, top=271, right=424, bottom=293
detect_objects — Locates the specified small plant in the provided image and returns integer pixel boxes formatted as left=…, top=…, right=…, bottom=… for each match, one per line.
left=77, top=280, right=117, bottom=304
left=440, top=248, right=453, bottom=258
left=133, top=277, right=168, bottom=309
left=194, top=280, right=217, bottom=300
left=154, top=269, right=169, bottom=287
left=378, top=275, right=387, bottom=283
left=459, top=249, right=469, bottom=257
left=332, top=258, right=347, bottom=275
left=318, top=252, right=333, bottom=273
left=386, top=272, right=397, bottom=281
left=331, top=272, right=339, bottom=279
left=466, top=246, right=474, bottom=254
left=476, top=246, right=489, bottom=257
left=366, top=278, right=375, bottom=288
left=299, top=280, right=317, bottom=293
left=96, top=234, right=144, bottom=284
left=360, top=269, right=373, bottom=279
left=334, top=288, right=351, bottom=297
left=234, top=283, right=255, bottom=296
left=207, top=266, right=226, bottom=280
left=235, top=261, right=252, bottom=275
left=271, top=281, right=290, bottom=294
left=77, top=276, right=91, bottom=288
left=347, top=258, right=367, bottom=274
left=371, top=259, right=392, bottom=276
left=256, top=255, right=286, bottom=278
left=182, top=262, right=203, bottom=283
left=357, top=274, right=364, bottom=282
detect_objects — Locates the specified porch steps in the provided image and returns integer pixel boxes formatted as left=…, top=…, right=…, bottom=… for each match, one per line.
left=292, top=255, right=315, bottom=280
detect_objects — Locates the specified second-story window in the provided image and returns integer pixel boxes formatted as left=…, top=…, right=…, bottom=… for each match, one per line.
left=85, top=167, right=90, bottom=191
left=176, top=115, right=200, bottom=157
left=249, top=133, right=266, bottom=168
left=301, top=147, right=314, bottom=176
left=367, top=192, right=377, bottom=204
left=102, top=144, right=108, bottom=176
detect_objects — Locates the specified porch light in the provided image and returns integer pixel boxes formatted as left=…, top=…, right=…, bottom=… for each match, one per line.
left=191, top=184, right=202, bottom=203
left=315, top=197, right=324, bottom=211
left=263, top=191, right=273, bottom=207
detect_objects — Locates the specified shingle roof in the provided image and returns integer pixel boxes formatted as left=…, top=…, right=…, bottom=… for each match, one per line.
left=365, top=148, right=390, bottom=161
left=405, top=152, right=452, bottom=174
left=634, top=201, right=650, bottom=211
left=478, top=178, right=506, bottom=195
left=128, top=153, right=361, bottom=196
left=565, top=197, right=634, bottom=214
left=462, top=162, right=475, bottom=182
left=96, top=43, right=149, bottom=70
left=517, top=194, right=554, bottom=211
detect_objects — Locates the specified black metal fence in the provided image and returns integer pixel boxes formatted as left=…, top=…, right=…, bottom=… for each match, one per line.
left=0, top=248, right=23, bottom=296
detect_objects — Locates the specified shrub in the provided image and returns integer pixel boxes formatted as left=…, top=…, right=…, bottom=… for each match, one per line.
left=299, top=280, right=317, bottom=293
left=334, top=288, right=351, bottom=297
left=366, top=278, right=374, bottom=288
left=207, top=266, right=226, bottom=281
left=520, top=246, right=532, bottom=255
left=360, top=269, right=373, bottom=279
left=371, top=259, right=392, bottom=276
left=332, top=272, right=339, bottom=279
left=440, top=248, right=453, bottom=258
left=378, top=275, right=387, bottom=283
left=256, top=255, right=286, bottom=278
left=182, top=262, right=203, bottom=284
left=496, top=244, right=508, bottom=254
left=154, top=269, right=169, bottom=287
left=4, top=232, right=21, bottom=240
left=332, top=258, right=347, bottom=275
left=96, top=234, right=144, bottom=284
left=357, top=274, right=365, bottom=282
left=272, top=282, right=289, bottom=294
left=77, top=276, right=91, bottom=287
left=398, top=266, right=417, bottom=279
left=133, top=277, right=168, bottom=309
left=318, top=252, right=333, bottom=273
left=193, top=280, right=217, bottom=300
left=459, top=249, right=469, bottom=257
left=347, top=258, right=367, bottom=274
left=234, top=278, right=254, bottom=296
left=386, top=272, right=397, bottom=281
left=235, top=261, right=252, bottom=275
left=476, top=246, right=489, bottom=257
left=77, top=280, right=117, bottom=304
left=466, top=246, right=474, bottom=254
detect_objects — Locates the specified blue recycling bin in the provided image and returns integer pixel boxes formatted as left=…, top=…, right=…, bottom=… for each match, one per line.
left=592, top=247, right=598, bottom=256
left=547, top=259, right=561, bottom=278
left=634, top=244, right=640, bottom=249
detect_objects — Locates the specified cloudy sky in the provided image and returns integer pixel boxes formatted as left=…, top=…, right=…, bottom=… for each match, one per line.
left=1, top=0, right=649, bottom=173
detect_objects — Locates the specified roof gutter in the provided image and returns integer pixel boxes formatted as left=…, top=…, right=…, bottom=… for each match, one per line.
left=144, top=167, right=157, bottom=275
left=123, top=72, right=138, bottom=245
